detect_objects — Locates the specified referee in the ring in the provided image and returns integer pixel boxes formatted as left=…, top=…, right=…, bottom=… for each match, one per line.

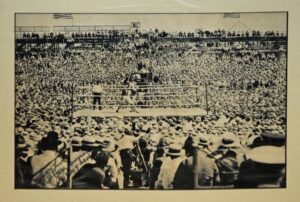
left=92, top=81, right=104, bottom=110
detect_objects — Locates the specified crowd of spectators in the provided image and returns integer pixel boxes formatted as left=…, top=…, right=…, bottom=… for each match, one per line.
left=18, top=28, right=286, bottom=41
left=15, top=29, right=286, bottom=189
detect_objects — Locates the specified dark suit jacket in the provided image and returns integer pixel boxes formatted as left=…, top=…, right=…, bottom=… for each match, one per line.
left=173, top=151, right=219, bottom=189
left=72, top=163, right=105, bottom=189
left=235, top=159, right=285, bottom=188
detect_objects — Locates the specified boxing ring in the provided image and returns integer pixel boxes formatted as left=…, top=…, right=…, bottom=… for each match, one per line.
left=72, top=84, right=208, bottom=117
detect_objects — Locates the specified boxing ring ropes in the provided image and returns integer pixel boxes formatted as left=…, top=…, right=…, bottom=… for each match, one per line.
left=71, top=84, right=209, bottom=117
left=69, top=82, right=262, bottom=119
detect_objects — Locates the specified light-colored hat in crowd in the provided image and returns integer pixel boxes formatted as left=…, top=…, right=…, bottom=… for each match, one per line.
left=100, top=139, right=117, bottom=152
left=70, top=136, right=82, bottom=147
left=220, top=132, right=241, bottom=148
left=193, top=134, right=210, bottom=148
left=147, top=138, right=159, bottom=151
left=210, top=129, right=218, bottom=135
left=58, top=137, right=67, bottom=151
left=82, top=135, right=99, bottom=147
left=73, top=131, right=81, bottom=137
left=17, top=127, right=24, bottom=133
left=16, top=134, right=30, bottom=149
left=52, top=126, right=62, bottom=135
left=247, top=146, right=285, bottom=164
left=167, top=143, right=184, bottom=157
left=261, top=126, right=285, bottom=139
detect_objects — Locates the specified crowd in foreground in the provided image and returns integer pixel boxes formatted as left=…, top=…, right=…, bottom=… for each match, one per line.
left=15, top=115, right=285, bottom=189
left=15, top=31, right=286, bottom=189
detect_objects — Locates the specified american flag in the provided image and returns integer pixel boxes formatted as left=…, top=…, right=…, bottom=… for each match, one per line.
left=53, top=13, right=73, bottom=19
left=131, top=22, right=140, bottom=28
left=223, top=13, right=240, bottom=18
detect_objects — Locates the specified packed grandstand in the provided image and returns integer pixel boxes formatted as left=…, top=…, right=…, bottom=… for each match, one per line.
left=15, top=21, right=287, bottom=189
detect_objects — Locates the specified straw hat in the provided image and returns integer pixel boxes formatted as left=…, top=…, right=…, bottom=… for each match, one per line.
left=261, top=127, right=285, bottom=139
left=220, top=132, right=240, bottom=148
left=82, top=136, right=99, bottom=147
left=247, top=146, right=285, bottom=164
left=58, top=137, right=67, bottom=152
left=193, top=135, right=210, bottom=148
left=16, top=134, right=30, bottom=149
left=70, top=136, right=83, bottom=147
left=167, top=143, right=184, bottom=157
left=100, top=139, right=117, bottom=152
left=16, top=127, right=25, bottom=134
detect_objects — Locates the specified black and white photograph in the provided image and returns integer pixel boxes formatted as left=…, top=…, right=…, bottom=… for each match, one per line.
left=15, top=12, right=287, bottom=189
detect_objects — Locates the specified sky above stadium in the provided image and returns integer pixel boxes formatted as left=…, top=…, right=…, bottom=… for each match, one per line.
left=16, top=13, right=287, bottom=33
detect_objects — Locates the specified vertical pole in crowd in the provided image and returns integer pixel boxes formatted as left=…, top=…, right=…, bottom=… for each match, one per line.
left=205, top=81, right=209, bottom=115
left=67, top=147, right=72, bottom=188
left=193, top=147, right=199, bottom=189
left=195, top=83, right=199, bottom=106
left=71, top=71, right=74, bottom=119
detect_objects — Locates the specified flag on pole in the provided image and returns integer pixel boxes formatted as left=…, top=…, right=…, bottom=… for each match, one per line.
left=131, top=22, right=140, bottom=28
left=53, top=13, right=73, bottom=19
left=223, top=13, right=240, bottom=18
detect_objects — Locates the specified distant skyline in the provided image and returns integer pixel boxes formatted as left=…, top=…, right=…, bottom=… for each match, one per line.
left=16, top=13, right=287, bottom=33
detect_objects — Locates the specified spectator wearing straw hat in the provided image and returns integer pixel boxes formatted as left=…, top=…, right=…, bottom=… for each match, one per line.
left=118, top=129, right=138, bottom=188
left=81, top=135, right=99, bottom=152
left=235, top=127, right=286, bottom=188
left=173, top=135, right=219, bottom=189
left=98, top=139, right=119, bottom=189
left=235, top=146, right=285, bottom=188
left=255, top=125, right=285, bottom=147
left=149, top=136, right=171, bottom=189
left=155, top=143, right=186, bottom=189
left=212, top=132, right=244, bottom=186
